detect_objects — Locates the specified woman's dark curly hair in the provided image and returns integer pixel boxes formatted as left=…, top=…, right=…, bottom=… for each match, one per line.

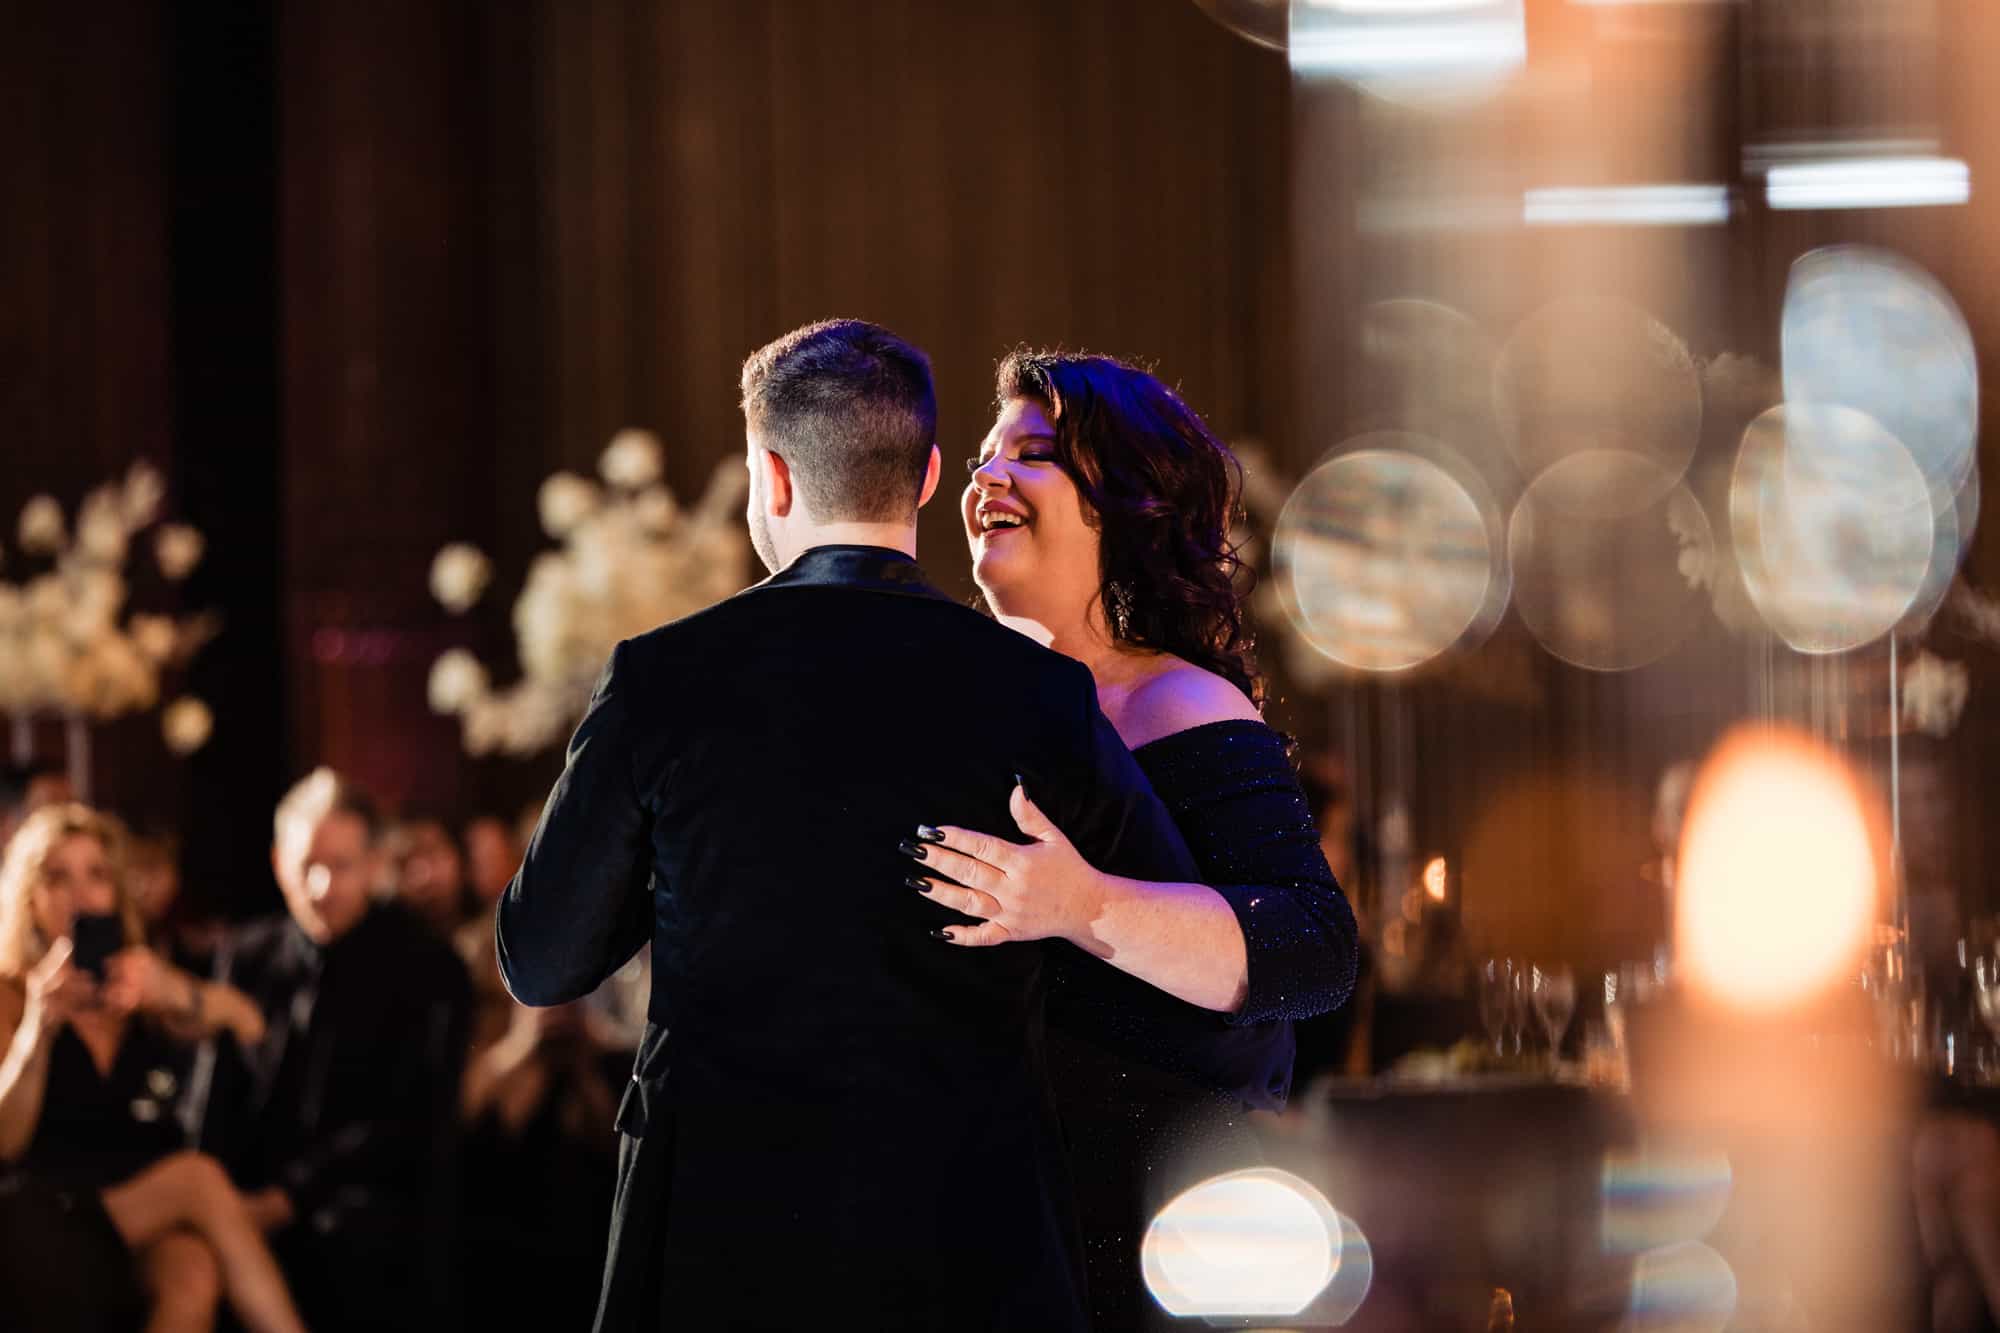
left=994, top=348, right=1262, bottom=707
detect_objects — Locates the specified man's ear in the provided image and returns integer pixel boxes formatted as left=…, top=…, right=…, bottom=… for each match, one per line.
left=763, top=447, right=796, bottom=518
left=916, top=443, right=942, bottom=509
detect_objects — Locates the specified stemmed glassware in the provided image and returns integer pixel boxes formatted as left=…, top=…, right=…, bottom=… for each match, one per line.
left=1531, top=965, right=1576, bottom=1064
left=1479, top=958, right=1518, bottom=1057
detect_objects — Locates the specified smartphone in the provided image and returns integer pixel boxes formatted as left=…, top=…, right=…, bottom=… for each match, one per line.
left=69, top=913, right=124, bottom=978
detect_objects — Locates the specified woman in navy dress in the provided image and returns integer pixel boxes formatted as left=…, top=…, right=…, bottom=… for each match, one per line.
left=905, top=350, right=1361, bottom=1329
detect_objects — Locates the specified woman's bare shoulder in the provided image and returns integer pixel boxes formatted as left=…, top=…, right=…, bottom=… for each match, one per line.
left=1115, top=659, right=1260, bottom=750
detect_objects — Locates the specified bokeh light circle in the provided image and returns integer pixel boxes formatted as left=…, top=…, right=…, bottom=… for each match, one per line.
left=1601, top=1150, right=1734, bottom=1256
left=1508, top=451, right=1713, bottom=671
left=1273, top=442, right=1501, bottom=671
left=1356, top=299, right=1516, bottom=504
left=1781, top=245, right=1978, bottom=495
left=1494, top=299, right=1702, bottom=511
left=1675, top=727, right=1881, bottom=1014
left=1625, top=1242, right=1738, bottom=1333
left=1731, top=404, right=1933, bottom=654
left=1142, top=1168, right=1342, bottom=1318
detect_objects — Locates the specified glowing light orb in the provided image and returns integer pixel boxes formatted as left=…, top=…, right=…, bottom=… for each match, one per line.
left=1674, top=728, right=1881, bottom=1013
left=1494, top=300, right=1702, bottom=510
left=1601, top=1150, right=1733, bottom=1255
left=1272, top=443, right=1499, bottom=671
left=1142, top=1168, right=1344, bottom=1318
left=1508, top=451, right=1713, bottom=672
left=1626, top=1242, right=1738, bottom=1333
left=1730, top=404, right=1933, bottom=654
left=1423, top=856, right=1448, bottom=901
left=1781, top=246, right=1978, bottom=496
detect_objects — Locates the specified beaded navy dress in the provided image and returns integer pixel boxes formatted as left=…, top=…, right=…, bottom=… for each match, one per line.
left=1046, top=719, right=1359, bottom=1332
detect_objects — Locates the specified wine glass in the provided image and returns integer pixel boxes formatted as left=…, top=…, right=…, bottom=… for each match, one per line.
left=1479, top=958, right=1514, bottom=1056
left=1973, top=955, right=2000, bottom=1044
left=1531, top=964, right=1576, bottom=1063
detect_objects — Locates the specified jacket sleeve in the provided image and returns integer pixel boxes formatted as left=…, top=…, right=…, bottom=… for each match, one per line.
left=497, top=642, right=657, bottom=1006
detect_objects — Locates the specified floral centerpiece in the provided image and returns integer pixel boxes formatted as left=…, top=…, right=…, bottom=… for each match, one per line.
left=0, top=463, right=218, bottom=779
left=427, top=430, right=751, bottom=756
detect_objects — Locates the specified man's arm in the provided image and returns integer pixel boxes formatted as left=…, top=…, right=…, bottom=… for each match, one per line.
left=497, top=642, right=657, bottom=1006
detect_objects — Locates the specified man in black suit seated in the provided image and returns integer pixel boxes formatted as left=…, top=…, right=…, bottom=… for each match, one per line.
left=193, top=768, right=470, bottom=1331
left=499, top=318, right=1219, bottom=1331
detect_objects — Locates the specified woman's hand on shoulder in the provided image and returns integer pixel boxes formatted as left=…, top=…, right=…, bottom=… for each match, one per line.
left=903, top=781, right=1108, bottom=949
left=1115, top=660, right=1260, bottom=751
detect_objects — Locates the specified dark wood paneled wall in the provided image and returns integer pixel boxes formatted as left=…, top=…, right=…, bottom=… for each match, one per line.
left=278, top=0, right=1298, bottom=822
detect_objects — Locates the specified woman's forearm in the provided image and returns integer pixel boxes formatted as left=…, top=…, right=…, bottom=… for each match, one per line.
left=1071, top=874, right=1250, bottom=1014
left=0, top=1019, right=55, bottom=1160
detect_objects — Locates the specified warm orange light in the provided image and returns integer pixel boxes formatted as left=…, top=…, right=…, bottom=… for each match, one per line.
left=1422, top=856, right=1448, bottom=902
left=1674, top=726, right=1883, bottom=1013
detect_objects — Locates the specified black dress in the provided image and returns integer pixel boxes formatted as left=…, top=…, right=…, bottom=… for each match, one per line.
left=1048, top=719, right=1360, bottom=1332
left=0, top=1019, right=191, bottom=1331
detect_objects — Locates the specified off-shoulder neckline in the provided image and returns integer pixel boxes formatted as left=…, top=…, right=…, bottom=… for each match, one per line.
left=1129, top=716, right=1281, bottom=758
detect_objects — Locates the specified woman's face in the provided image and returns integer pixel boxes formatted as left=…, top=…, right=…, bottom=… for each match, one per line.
left=963, top=397, right=1101, bottom=623
left=31, top=833, right=118, bottom=943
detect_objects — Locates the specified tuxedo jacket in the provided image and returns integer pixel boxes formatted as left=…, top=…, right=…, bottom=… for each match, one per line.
left=499, top=545, right=1229, bottom=1332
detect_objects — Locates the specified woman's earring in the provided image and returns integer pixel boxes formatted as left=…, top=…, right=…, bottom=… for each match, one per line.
left=1105, top=580, right=1133, bottom=639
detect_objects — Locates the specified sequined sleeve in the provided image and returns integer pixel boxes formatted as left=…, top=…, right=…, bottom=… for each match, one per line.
left=1133, top=720, right=1359, bottom=1024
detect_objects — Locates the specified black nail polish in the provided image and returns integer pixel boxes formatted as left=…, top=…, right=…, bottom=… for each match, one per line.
left=915, top=825, right=946, bottom=844
left=1013, top=772, right=1027, bottom=793
left=898, top=839, right=927, bottom=861
left=931, top=928, right=954, bottom=942
left=906, top=876, right=933, bottom=893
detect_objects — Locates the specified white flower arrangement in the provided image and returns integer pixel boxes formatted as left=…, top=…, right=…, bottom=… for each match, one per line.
left=429, top=431, right=751, bottom=756
left=1, top=463, right=216, bottom=751
left=1901, top=650, right=1969, bottom=737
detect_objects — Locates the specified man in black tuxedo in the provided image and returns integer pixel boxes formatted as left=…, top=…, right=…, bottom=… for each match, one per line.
left=498, top=319, right=1217, bottom=1331
left=195, top=768, right=470, bottom=1331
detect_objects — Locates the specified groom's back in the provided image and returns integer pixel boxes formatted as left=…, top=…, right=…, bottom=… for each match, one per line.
left=603, top=557, right=1193, bottom=1324
left=621, top=565, right=1145, bottom=1100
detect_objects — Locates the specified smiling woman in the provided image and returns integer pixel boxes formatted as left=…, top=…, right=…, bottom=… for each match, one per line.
left=936, top=348, right=1360, bottom=1331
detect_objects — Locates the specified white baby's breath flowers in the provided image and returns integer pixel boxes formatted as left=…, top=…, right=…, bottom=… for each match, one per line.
left=1902, top=651, right=1969, bottom=738
left=154, top=525, right=205, bottom=581
left=161, top=697, right=214, bottom=755
left=429, top=543, right=492, bottom=614
left=19, top=496, right=66, bottom=555
left=427, top=648, right=490, bottom=716
left=537, top=473, right=602, bottom=540
left=75, top=486, right=130, bottom=567
left=632, top=487, right=679, bottom=533
left=121, top=462, right=166, bottom=532
left=129, top=614, right=180, bottom=664
left=432, top=442, right=752, bottom=756
left=600, top=429, right=665, bottom=490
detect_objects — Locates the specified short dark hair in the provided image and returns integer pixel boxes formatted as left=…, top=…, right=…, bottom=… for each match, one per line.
left=740, top=319, right=937, bottom=522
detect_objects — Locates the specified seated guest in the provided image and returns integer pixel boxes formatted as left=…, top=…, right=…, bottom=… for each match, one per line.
left=0, top=803, right=303, bottom=1332
left=454, top=815, right=521, bottom=1052
left=196, top=768, right=471, bottom=1331
left=460, top=997, right=622, bottom=1329
left=462, top=814, right=518, bottom=913
left=383, top=814, right=469, bottom=939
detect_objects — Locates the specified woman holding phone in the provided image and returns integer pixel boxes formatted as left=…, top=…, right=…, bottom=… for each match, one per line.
left=0, top=803, right=305, bottom=1332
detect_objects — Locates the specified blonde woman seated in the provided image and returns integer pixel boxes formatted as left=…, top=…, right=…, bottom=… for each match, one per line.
left=0, top=804, right=305, bottom=1333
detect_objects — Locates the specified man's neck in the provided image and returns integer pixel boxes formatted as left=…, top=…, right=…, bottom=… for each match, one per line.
left=782, top=521, right=919, bottom=564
